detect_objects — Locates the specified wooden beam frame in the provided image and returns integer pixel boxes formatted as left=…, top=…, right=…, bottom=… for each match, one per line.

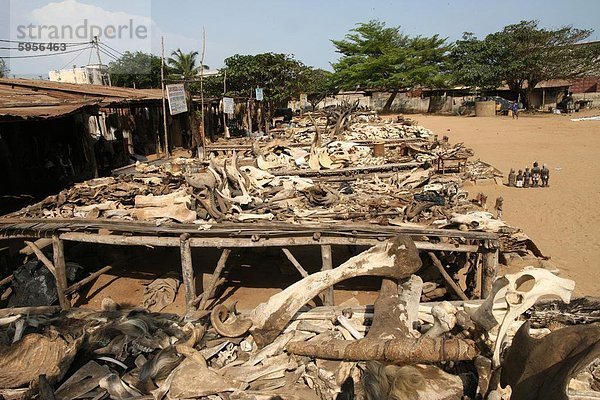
left=320, top=245, right=334, bottom=306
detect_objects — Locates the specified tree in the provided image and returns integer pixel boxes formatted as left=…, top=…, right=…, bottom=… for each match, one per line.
left=0, top=58, right=9, bottom=78
left=168, top=49, right=208, bottom=81
left=303, top=68, right=334, bottom=109
left=108, top=51, right=162, bottom=88
left=331, top=20, right=450, bottom=112
left=221, top=52, right=308, bottom=113
left=450, top=21, right=600, bottom=108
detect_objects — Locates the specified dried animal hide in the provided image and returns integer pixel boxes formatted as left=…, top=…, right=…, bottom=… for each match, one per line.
left=167, top=358, right=248, bottom=399
left=0, top=331, right=82, bottom=389
left=301, top=185, right=340, bottom=207
left=142, top=272, right=180, bottom=312
left=501, top=321, right=600, bottom=400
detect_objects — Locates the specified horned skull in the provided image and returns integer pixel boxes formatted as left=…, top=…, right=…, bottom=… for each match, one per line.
left=468, top=267, right=575, bottom=367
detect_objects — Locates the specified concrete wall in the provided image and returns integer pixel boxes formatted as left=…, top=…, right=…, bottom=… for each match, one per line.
left=370, top=92, right=430, bottom=113
left=317, top=93, right=371, bottom=109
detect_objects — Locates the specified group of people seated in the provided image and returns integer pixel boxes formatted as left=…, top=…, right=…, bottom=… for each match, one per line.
left=507, top=162, right=550, bottom=188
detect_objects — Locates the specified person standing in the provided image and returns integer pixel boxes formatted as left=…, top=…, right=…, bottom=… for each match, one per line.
left=511, top=102, right=519, bottom=119
left=541, top=164, right=550, bottom=187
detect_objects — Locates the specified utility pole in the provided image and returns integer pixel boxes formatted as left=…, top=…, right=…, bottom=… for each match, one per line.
left=199, top=28, right=206, bottom=159
left=161, top=36, right=170, bottom=157
left=93, top=36, right=102, bottom=64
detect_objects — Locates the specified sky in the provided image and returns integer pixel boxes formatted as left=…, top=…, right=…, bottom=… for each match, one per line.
left=1, top=0, right=599, bottom=78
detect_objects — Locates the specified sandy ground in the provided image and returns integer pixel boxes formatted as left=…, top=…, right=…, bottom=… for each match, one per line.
left=415, top=110, right=600, bottom=296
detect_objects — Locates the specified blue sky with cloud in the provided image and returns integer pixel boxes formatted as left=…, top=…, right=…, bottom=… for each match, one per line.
left=1, top=0, right=599, bottom=78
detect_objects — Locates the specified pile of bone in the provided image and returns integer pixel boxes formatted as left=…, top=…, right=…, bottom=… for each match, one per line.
left=1, top=238, right=598, bottom=400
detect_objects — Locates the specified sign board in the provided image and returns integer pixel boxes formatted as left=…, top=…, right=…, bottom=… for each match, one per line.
left=255, top=87, right=264, bottom=101
left=223, top=97, right=235, bottom=114
left=166, top=84, right=188, bottom=115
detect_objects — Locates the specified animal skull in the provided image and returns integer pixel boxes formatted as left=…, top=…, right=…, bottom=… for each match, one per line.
left=487, top=267, right=575, bottom=366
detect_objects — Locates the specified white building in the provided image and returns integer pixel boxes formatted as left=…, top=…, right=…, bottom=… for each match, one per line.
left=49, top=64, right=111, bottom=86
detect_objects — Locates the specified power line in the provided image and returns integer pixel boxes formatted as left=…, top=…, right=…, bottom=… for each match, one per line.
left=97, top=47, right=119, bottom=62
left=59, top=45, right=91, bottom=70
left=1, top=46, right=93, bottom=59
left=97, top=45, right=121, bottom=61
left=99, top=42, right=124, bottom=57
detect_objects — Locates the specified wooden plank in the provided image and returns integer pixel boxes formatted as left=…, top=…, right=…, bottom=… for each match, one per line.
left=52, top=235, right=71, bottom=310
left=179, top=234, right=195, bottom=311
left=320, top=245, right=334, bottom=306
left=58, top=232, right=481, bottom=253
left=0, top=217, right=500, bottom=240
left=281, top=248, right=309, bottom=278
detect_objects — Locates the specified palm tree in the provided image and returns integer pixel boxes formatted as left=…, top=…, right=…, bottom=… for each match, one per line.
left=167, top=49, right=208, bottom=81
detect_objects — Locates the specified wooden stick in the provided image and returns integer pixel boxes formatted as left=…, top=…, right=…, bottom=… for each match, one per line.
left=474, top=253, right=483, bottom=299
left=65, top=265, right=113, bottom=295
left=24, top=241, right=58, bottom=279
left=52, top=235, right=71, bottom=310
left=320, top=245, right=334, bottom=306
left=428, top=252, right=469, bottom=301
left=281, top=248, right=309, bottom=278
left=180, top=234, right=196, bottom=311
left=19, top=238, right=53, bottom=256
left=198, top=248, right=231, bottom=311
left=0, top=274, right=13, bottom=287
left=0, top=305, right=60, bottom=317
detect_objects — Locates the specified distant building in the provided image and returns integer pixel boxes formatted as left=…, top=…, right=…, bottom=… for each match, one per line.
left=49, top=64, right=111, bottom=86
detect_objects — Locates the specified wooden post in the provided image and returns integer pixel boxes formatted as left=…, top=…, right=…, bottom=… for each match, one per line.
left=52, top=235, right=70, bottom=310
left=481, top=248, right=498, bottom=298
left=161, top=36, right=170, bottom=157
left=320, top=245, right=334, bottom=306
left=179, top=234, right=195, bottom=312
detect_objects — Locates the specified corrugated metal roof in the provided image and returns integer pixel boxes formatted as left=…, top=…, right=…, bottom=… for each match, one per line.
left=0, top=78, right=163, bottom=120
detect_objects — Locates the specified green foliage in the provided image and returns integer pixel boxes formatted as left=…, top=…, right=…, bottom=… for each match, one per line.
left=221, top=52, right=308, bottom=110
left=168, top=49, right=207, bottom=81
left=0, top=58, right=7, bottom=78
left=108, top=51, right=162, bottom=88
left=331, top=20, right=450, bottom=91
left=450, top=20, right=600, bottom=106
left=303, top=68, right=334, bottom=107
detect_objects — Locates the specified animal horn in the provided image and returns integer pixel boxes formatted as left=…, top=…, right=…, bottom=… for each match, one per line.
left=210, top=304, right=253, bottom=338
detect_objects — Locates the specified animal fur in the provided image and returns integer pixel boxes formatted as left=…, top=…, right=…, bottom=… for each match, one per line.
left=139, top=347, right=183, bottom=382
left=363, top=361, right=424, bottom=400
